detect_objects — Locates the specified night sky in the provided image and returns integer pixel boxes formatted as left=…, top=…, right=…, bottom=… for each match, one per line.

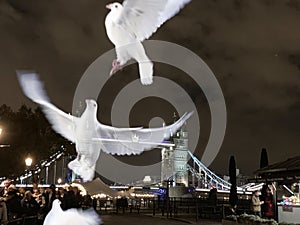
left=1, top=0, right=300, bottom=178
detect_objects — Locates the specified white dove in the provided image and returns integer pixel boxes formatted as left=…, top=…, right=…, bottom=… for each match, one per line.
left=17, top=73, right=193, bottom=181
left=105, top=0, right=192, bottom=85
left=43, top=199, right=102, bottom=225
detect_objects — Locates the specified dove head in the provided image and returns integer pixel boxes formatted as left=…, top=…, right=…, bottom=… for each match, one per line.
left=85, top=99, right=98, bottom=113
left=106, top=2, right=123, bottom=11
left=52, top=199, right=62, bottom=211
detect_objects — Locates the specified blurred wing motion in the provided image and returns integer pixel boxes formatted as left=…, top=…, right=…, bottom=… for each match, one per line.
left=158, top=0, right=192, bottom=31
left=96, top=111, right=193, bottom=155
left=17, top=72, right=76, bottom=143
left=121, top=0, right=192, bottom=42
left=44, top=199, right=102, bottom=225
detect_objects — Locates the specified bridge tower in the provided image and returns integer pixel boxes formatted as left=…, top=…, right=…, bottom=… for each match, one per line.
left=161, top=113, right=189, bottom=187
left=173, top=130, right=189, bottom=186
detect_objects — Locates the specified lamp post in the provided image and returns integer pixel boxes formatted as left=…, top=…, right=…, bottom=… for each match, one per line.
left=0, top=127, right=10, bottom=148
left=164, top=179, right=173, bottom=218
left=25, top=156, right=33, bottom=185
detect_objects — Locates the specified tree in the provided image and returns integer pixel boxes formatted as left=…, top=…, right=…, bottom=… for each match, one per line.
left=229, top=155, right=237, bottom=212
left=260, top=148, right=269, bottom=169
left=0, top=104, right=75, bottom=177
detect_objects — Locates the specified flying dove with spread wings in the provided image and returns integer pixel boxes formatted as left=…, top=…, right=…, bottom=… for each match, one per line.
left=18, top=73, right=193, bottom=181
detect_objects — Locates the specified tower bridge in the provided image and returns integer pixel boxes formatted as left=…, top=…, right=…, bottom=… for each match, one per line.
left=160, top=128, right=239, bottom=191
left=12, top=127, right=253, bottom=192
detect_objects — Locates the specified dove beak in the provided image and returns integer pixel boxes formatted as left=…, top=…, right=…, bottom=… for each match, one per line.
left=106, top=4, right=112, bottom=9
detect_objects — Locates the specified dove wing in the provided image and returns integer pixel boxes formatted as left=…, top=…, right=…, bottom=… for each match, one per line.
left=17, top=72, right=76, bottom=143
left=157, top=0, right=192, bottom=27
left=119, top=0, right=191, bottom=41
left=97, top=112, right=193, bottom=155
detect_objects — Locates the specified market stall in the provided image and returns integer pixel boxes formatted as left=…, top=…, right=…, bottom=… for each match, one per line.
left=255, top=155, right=300, bottom=223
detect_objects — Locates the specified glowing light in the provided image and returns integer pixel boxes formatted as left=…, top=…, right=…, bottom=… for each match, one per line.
left=91, top=193, right=111, bottom=199
left=71, top=183, right=87, bottom=196
left=25, top=157, right=33, bottom=167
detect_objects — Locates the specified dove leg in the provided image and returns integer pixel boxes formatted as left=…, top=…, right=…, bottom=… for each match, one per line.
left=110, top=45, right=131, bottom=75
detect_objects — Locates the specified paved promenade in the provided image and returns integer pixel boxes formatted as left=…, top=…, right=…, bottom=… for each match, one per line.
left=100, top=213, right=222, bottom=225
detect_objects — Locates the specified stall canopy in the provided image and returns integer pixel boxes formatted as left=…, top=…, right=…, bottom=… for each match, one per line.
left=79, top=177, right=134, bottom=197
left=253, top=155, right=300, bottom=183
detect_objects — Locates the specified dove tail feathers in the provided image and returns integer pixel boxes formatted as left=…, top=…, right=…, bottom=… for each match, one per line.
left=68, top=159, right=95, bottom=181
left=139, top=61, right=153, bottom=85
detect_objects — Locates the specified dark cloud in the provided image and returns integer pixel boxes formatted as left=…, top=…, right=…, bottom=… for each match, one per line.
left=1, top=0, right=300, bottom=176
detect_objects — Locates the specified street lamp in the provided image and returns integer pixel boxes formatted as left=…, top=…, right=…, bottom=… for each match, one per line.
left=25, top=156, right=33, bottom=185
left=25, top=157, right=33, bottom=167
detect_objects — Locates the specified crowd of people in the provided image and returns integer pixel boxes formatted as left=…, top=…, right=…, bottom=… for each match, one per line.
left=0, top=179, right=92, bottom=225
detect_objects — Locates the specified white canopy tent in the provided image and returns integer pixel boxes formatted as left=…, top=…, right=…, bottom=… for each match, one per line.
left=79, top=178, right=133, bottom=197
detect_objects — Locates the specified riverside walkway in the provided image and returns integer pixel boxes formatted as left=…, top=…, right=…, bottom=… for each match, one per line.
left=100, top=213, right=222, bottom=225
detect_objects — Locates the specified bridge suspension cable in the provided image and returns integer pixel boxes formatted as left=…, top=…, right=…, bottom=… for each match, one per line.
left=187, top=151, right=233, bottom=190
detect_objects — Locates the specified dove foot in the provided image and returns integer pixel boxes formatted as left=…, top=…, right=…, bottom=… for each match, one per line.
left=110, top=59, right=122, bottom=76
